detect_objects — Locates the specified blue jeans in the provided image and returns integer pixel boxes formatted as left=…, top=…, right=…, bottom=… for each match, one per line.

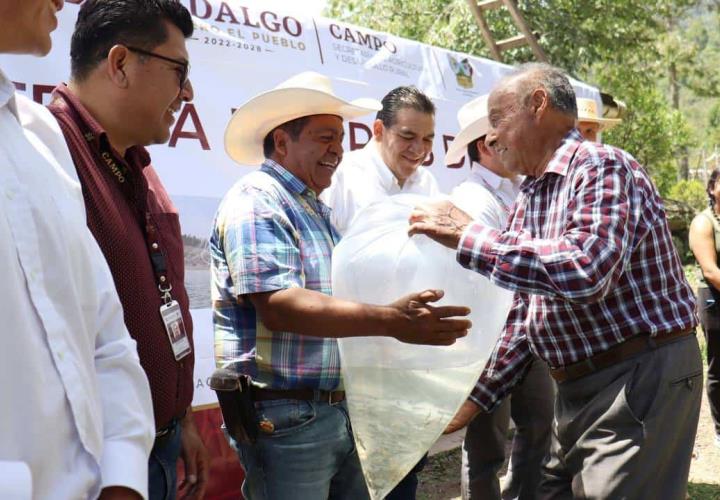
left=228, top=399, right=369, bottom=500
left=149, top=420, right=182, bottom=500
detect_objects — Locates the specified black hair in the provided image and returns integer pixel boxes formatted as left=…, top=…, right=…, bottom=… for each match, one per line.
left=263, top=116, right=311, bottom=158
left=466, top=135, right=486, bottom=164
left=375, top=86, right=435, bottom=128
left=70, top=0, right=193, bottom=81
left=707, top=168, right=720, bottom=209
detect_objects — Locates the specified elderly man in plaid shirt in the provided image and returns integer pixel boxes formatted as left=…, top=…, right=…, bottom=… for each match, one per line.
left=410, top=63, right=702, bottom=499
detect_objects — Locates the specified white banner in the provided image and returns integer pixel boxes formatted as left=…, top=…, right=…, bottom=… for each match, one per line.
left=0, top=0, right=600, bottom=407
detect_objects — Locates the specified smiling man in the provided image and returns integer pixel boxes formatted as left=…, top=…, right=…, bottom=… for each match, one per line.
left=409, top=63, right=702, bottom=499
left=46, top=1, right=208, bottom=498
left=213, top=71, right=471, bottom=499
left=321, top=86, right=439, bottom=236
left=318, top=85, right=439, bottom=499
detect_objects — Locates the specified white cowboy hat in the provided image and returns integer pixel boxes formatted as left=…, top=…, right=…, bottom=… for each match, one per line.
left=225, top=71, right=382, bottom=165
left=576, top=97, right=622, bottom=130
left=444, top=94, right=490, bottom=166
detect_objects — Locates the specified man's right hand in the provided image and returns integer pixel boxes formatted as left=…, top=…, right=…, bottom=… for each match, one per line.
left=388, top=289, right=471, bottom=346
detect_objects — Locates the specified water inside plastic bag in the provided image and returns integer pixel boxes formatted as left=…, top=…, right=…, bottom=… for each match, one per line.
left=333, top=194, right=514, bottom=499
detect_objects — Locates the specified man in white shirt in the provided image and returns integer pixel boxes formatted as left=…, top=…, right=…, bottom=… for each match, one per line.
left=322, top=85, right=439, bottom=236
left=445, top=95, right=554, bottom=500
left=321, top=85, right=439, bottom=499
left=0, top=1, right=154, bottom=499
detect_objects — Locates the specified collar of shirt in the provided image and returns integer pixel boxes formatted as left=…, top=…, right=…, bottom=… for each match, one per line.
left=541, top=128, right=584, bottom=178
left=365, top=139, right=424, bottom=192
left=51, top=84, right=151, bottom=169
left=470, top=161, right=522, bottom=204
left=470, top=161, right=522, bottom=190
left=0, top=67, right=19, bottom=120
left=262, top=158, right=332, bottom=218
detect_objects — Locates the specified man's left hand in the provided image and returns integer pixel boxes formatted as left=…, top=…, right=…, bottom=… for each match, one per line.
left=408, top=200, right=473, bottom=249
left=178, top=412, right=209, bottom=499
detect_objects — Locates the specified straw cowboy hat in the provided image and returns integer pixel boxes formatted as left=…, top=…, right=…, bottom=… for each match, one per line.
left=225, top=71, right=382, bottom=165
left=576, top=97, right=621, bottom=130
left=444, top=94, right=490, bottom=166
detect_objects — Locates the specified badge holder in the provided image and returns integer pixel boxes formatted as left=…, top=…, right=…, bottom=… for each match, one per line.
left=149, top=230, right=190, bottom=362
left=159, top=282, right=191, bottom=361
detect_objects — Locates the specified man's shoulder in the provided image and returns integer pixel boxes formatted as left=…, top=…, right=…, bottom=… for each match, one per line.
left=16, top=94, right=82, bottom=189
left=571, top=141, right=662, bottom=204
left=218, top=170, right=290, bottom=218
left=336, top=147, right=371, bottom=178
left=574, top=141, right=638, bottom=169
left=451, top=180, right=500, bottom=222
left=17, top=93, right=58, bottom=131
left=568, top=141, right=648, bottom=186
left=240, top=169, right=290, bottom=199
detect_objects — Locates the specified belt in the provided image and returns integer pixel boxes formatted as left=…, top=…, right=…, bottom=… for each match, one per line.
left=153, top=420, right=179, bottom=449
left=252, top=387, right=346, bottom=404
left=549, top=329, right=694, bottom=383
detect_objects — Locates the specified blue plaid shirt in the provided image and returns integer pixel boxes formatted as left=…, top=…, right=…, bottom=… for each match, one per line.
left=211, top=159, right=342, bottom=390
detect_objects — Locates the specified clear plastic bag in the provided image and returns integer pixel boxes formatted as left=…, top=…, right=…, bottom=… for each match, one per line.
left=333, top=194, right=514, bottom=499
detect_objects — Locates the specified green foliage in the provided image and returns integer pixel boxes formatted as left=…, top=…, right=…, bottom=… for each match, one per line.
left=668, top=179, right=708, bottom=210
left=687, top=481, right=720, bottom=499
left=598, top=65, right=694, bottom=195
left=326, top=0, right=703, bottom=192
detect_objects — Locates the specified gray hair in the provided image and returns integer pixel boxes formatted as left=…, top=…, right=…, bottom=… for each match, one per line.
left=507, top=63, right=578, bottom=118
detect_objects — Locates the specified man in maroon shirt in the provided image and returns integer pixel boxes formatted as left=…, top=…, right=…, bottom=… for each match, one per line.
left=48, top=1, right=208, bottom=498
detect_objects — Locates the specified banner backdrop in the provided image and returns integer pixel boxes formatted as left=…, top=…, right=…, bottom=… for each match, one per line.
left=0, top=1, right=600, bottom=497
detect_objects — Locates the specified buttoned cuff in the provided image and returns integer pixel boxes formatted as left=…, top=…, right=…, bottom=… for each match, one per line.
left=457, top=222, right=500, bottom=274
left=100, top=439, right=150, bottom=499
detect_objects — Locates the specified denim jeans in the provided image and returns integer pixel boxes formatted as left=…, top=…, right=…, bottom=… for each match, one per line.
left=228, top=399, right=369, bottom=500
left=149, top=420, right=182, bottom=500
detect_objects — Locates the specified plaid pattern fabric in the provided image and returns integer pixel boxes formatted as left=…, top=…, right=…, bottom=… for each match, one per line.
left=211, top=159, right=342, bottom=390
left=463, top=129, right=698, bottom=411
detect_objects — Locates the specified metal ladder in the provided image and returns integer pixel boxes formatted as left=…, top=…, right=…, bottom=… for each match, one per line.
left=465, top=0, right=548, bottom=63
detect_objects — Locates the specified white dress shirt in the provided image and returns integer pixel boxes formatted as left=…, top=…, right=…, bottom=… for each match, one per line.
left=451, top=162, right=523, bottom=230
left=0, top=68, right=154, bottom=499
left=322, top=139, right=440, bottom=235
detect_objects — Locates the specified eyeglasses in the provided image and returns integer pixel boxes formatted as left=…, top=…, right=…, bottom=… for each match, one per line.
left=126, top=46, right=190, bottom=90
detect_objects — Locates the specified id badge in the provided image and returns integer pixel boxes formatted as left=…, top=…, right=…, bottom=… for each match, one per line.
left=160, top=300, right=191, bottom=361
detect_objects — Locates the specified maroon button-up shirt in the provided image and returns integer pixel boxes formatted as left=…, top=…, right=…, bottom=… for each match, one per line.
left=48, top=84, right=194, bottom=429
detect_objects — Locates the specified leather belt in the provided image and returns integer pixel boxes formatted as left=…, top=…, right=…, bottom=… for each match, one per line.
left=252, top=387, right=345, bottom=404
left=550, top=329, right=694, bottom=383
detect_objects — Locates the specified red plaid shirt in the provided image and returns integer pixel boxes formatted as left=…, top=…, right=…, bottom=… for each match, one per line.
left=461, top=129, right=697, bottom=411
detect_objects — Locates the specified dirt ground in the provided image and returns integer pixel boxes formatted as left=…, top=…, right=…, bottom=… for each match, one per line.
left=417, top=348, right=720, bottom=500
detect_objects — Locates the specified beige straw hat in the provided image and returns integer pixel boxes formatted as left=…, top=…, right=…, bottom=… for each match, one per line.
left=224, top=71, right=382, bottom=165
left=576, top=97, right=621, bottom=130
left=444, top=94, right=490, bottom=166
